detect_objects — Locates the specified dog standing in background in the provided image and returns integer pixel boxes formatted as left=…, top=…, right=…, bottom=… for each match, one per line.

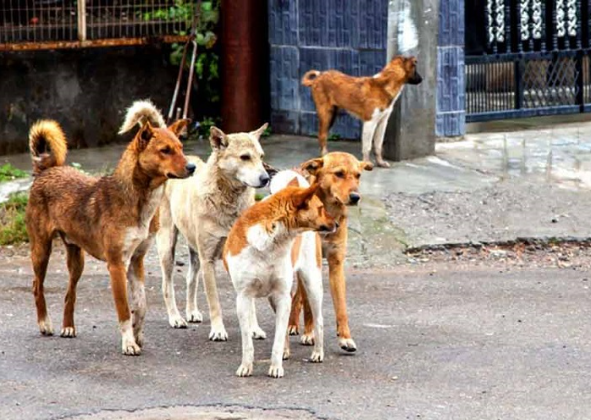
left=302, top=55, right=422, bottom=167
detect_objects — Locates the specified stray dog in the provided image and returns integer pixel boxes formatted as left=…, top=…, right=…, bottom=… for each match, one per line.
left=157, top=123, right=269, bottom=341
left=302, top=55, right=422, bottom=167
left=268, top=171, right=326, bottom=363
left=223, top=183, right=337, bottom=378
left=287, top=152, right=373, bottom=352
left=26, top=101, right=194, bottom=355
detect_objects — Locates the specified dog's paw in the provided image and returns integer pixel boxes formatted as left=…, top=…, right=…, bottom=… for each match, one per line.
left=268, top=364, right=284, bottom=378
left=338, top=337, right=357, bottom=352
left=60, top=326, right=76, bottom=338
left=209, top=325, right=228, bottom=341
left=252, top=326, right=267, bottom=340
left=236, top=363, right=253, bottom=377
left=38, top=317, right=54, bottom=336
left=282, top=348, right=291, bottom=360
left=377, top=159, right=391, bottom=168
left=186, top=309, right=203, bottom=323
left=287, top=325, right=299, bottom=336
left=300, top=333, right=314, bottom=346
left=310, top=349, right=324, bottom=363
left=168, top=314, right=188, bottom=329
left=122, top=340, right=142, bottom=356
left=135, top=331, right=145, bottom=348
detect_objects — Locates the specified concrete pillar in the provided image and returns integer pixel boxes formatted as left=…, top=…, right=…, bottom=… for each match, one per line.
left=383, top=0, right=439, bottom=161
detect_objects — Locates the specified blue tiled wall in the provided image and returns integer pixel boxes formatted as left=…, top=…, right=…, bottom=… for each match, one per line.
left=437, top=0, right=466, bottom=136
left=268, top=0, right=388, bottom=139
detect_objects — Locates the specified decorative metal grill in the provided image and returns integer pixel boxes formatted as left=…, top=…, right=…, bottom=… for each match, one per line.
left=466, top=0, right=591, bottom=121
left=0, top=1, right=196, bottom=51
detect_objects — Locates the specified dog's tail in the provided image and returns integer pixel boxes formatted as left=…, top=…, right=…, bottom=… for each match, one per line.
left=29, top=120, right=68, bottom=175
left=118, top=100, right=166, bottom=134
left=302, top=70, right=321, bottom=87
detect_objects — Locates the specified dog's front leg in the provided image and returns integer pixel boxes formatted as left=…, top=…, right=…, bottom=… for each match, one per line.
left=361, top=120, right=378, bottom=164
left=373, top=113, right=391, bottom=168
left=235, top=293, right=255, bottom=377
left=326, top=240, right=356, bottom=353
left=128, top=254, right=147, bottom=348
left=197, top=235, right=228, bottom=341
left=299, top=267, right=324, bottom=362
left=268, top=291, right=292, bottom=378
left=108, top=260, right=141, bottom=356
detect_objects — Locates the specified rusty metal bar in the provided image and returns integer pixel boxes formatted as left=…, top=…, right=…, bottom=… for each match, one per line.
left=77, top=0, right=87, bottom=42
left=0, top=36, right=191, bottom=52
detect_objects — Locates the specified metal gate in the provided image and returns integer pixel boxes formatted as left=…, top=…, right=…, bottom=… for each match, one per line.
left=466, top=0, right=591, bottom=122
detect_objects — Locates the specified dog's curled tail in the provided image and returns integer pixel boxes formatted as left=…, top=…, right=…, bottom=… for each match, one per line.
left=118, top=100, right=166, bottom=134
left=302, top=70, right=321, bottom=87
left=29, top=120, right=68, bottom=175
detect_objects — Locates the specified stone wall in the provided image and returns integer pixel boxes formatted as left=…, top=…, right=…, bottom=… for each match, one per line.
left=0, top=46, right=178, bottom=155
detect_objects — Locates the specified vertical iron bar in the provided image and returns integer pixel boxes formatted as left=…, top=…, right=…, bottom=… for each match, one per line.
left=78, top=0, right=87, bottom=42
left=515, top=58, right=524, bottom=109
left=576, top=50, right=584, bottom=109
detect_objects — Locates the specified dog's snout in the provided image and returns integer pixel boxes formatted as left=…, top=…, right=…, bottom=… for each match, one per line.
left=409, top=72, right=423, bottom=85
left=186, top=162, right=196, bottom=175
left=259, top=172, right=270, bottom=187
left=349, top=192, right=361, bottom=205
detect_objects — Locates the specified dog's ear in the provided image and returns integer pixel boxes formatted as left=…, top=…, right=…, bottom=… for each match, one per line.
left=359, top=161, right=374, bottom=172
left=210, top=126, right=228, bottom=150
left=301, top=157, right=324, bottom=177
left=168, top=118, right=190, bottom=137
left=249, top=122, right=269, bottom=139
left=137, top=121, right=155, bottom=150
left=286, top=177, right=299, bottom=188
left=292, top=183, right=320, bottom=209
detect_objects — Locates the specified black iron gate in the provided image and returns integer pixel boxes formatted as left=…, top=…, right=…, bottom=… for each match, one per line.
left=466, top=0, right=591, bottom=122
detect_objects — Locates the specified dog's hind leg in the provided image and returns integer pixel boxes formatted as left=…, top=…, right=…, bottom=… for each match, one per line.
left=250, top=299, right=266, bottom=340
left=287, top=277, right=303, bottom=336
left=185, top=248, right=203, bottom=323
left=31, top=234, right=54, bottom=336
left=298, top=266, right=324, bottom=362
left=317, top=101, right=335, bottom=156
left=373, top=111, right=392, bottom=168
left=61, top=244, right=84, bottom=338
left=361, top=120, right=378, bottom=164
left=300, top=282, right=315, bottom=346
left=157, top=219, right=186, bottom=328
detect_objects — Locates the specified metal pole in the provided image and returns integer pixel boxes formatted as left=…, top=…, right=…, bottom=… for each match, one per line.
left=77, top=0, right=87, bottom=42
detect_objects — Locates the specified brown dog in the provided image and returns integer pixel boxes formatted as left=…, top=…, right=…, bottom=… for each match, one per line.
left=26, top=100, right=194, bottom=356
left=302, top=55, right=422, bottom=167
left=288, top=152, right=373, bottom=352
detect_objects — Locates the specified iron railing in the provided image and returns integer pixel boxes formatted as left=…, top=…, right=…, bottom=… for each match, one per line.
left=0, top=1, right=196, bottom=51
left=466, top=0, right=591, bottom=122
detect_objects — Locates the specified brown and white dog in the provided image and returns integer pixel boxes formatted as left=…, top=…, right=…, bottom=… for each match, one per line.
left=302, top=55, right=422, bottom=167
left=287, top=152, right=373, bottom=352
left=223, top=182, right=336, bottom=378
left=26, top=101, right=193, bottom=355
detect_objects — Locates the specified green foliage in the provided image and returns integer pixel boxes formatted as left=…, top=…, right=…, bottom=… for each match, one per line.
left=261, top=126, right=272, bottom=138
left=0, top=192, right=28, bottom=245
left=195, top=116, right=220, bottom=139
left=0, top=163, right=27, bottom=182
left=328, top=133, right=342, bottom=141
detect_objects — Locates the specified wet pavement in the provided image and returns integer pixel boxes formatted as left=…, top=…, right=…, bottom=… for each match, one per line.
left=3, top=124, right=591, bottom=419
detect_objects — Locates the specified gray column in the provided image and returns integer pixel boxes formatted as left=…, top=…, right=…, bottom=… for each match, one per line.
left=383, top=0, right=439, bottom=161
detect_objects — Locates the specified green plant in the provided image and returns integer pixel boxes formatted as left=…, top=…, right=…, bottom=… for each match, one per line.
left=0, top=163, right=27, bottom=182
left=328, top=133, right=342, bottom=141
left=261, top=126, right=272, bottom=138
left=0, top=192, right=28, bottom=245
left=195, top=116, right=220, bottom=139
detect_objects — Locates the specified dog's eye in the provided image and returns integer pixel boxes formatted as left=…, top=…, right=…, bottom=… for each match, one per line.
left=240, top=155, right=251, bottom=161
left=355, top=173, right=361, bottom=179
left=334, top=171, right=345, bottom=179
left=160, top=147, right=172, bottom=155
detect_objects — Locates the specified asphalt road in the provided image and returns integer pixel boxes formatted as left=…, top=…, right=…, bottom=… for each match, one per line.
left=1, top=246, right=591, bottom=420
